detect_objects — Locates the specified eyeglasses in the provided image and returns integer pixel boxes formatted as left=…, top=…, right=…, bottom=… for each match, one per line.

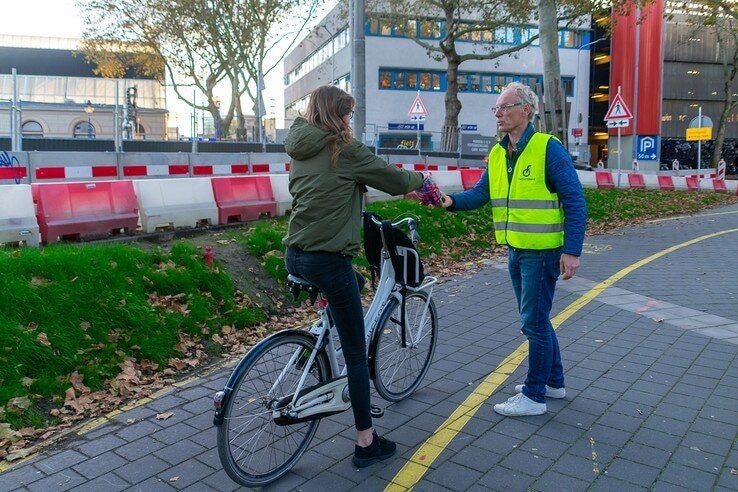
left=492, top=102, right=524, bottom=114
left=348, top=110, right=355, bottom=119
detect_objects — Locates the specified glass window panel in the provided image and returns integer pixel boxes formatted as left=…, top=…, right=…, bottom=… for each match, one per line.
left=563, top=78, right=573, bottom=96
left=494, top=27, right=508, bottom=43
left=21, top=120, right=43, bottom=137
left=471, top=27, right=482, bottom=41
left=482, top=29, right=493, bottom=42
left=380, top=71, right=391, bottom=89
left=482, top=75, right=492, bottom=93
left=470, top=74, right=480, bottom=91
left=494, top=75, right=506, bottom=93
left=407, top=72, right=417, bottom=89
left=394, top=71, right=405, bottom=89
left=432, top=73, right=441, bottom=91
left=420, top=72, right=431, bottom=90
left=406, top=20, right=417, bottom=37
left=458, top=74, right=468, bottom=92
left=370, top=18, right=379, bottom=34
left=381, top=19, right=392, bottom=36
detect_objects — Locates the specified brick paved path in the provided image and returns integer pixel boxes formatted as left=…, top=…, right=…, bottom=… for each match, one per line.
left=2, top=205, right=738, bottom=491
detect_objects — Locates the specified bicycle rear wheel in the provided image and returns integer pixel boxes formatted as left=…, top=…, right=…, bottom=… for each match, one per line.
left=217, top=331, right=330, bottom=487
left=371, top=291, right=437, bottom=401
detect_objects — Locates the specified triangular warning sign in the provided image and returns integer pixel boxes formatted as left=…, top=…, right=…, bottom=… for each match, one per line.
left=604, top=93, right=633, bottom=120
left=408, top=94, right=429, bottom=117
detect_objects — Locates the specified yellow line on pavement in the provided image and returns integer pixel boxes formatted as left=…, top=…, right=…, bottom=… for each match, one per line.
left=648, top=209, right=738, bottom=223
left=385, top=227, right=738, bottom=491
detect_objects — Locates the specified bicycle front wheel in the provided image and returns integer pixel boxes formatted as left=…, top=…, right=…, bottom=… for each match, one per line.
left=371, top=291, right=438, bottom=401
left=217, top=331, right=330, bottom=487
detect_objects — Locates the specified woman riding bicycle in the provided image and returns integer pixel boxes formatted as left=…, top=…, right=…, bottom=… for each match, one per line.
left=283, top=85, right=424, bottom=467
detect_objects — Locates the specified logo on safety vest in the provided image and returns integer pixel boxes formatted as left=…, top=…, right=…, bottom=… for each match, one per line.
left=521, top=165, right=532, bottom=178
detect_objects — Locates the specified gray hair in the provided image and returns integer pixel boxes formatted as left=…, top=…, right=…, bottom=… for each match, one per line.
left=502, top=82, right=538, bottom=121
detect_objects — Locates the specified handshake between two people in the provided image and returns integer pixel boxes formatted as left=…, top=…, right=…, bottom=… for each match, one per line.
left=417, top=172, right=453, bottom=208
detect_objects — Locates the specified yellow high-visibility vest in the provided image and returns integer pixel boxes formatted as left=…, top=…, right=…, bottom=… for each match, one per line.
left=488, top=133, right=564, bottom=249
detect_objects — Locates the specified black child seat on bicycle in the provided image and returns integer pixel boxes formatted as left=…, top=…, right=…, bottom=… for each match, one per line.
left=287, top=274, right=322, bottom=304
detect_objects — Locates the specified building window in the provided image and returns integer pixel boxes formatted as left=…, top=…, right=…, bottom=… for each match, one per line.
left=407, top=72, right=417, bottom=89
left=21, top=120, right=43, bottom=137
left=369, top=18, right=379, bottom=35
left=522, top=27, right=540, bottom=46
left=379, top=71, right=392, bottom=89
left=563, top=78, right=574, bottom=97
left=494, top=75, right=507, bottom=93
left=380, top=19, right=392, bottom=36
left=458, top=74, right=468, bottom=92
left=419, top=73, right=431, bottom=90
left=420, top=20, right=441, bottom=39
left=470, top=74, right=480, bottom=92
left=561, top=30, right=580, bottom=48
left=482, top=75, right=492, bottom=93
left=432, top=73, right=441, bottom=91
left=73, top=121, right=96, bottom=139
left=394, top=71, right=405, bottom=89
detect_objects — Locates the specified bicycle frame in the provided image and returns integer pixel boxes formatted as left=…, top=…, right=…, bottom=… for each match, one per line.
left=276, top=231, right=438, bottom=413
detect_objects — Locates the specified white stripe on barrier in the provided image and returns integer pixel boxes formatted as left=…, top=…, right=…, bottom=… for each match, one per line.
left=64, top=166, right=94, bottom=179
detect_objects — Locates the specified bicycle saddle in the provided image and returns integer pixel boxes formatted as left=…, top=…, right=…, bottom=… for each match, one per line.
left=287, top=274, right=321, bottom=303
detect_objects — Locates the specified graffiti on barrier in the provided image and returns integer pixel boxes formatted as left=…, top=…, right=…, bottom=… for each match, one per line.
left=0, top=151, right=24, bottom=184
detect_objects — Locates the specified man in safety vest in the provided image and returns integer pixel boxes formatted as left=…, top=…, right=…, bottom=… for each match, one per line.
left=438, top=82, right=587, bottom=416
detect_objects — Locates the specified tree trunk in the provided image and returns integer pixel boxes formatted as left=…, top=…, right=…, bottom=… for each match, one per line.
left=442, top=11, right=462, bottom=153
left=538, top=0, right=567, bottom=147
left=442, top=54, right=462, bottom=152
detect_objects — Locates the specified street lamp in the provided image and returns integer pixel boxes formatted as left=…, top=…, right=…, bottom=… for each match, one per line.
left=84, top=99, right=94, bottom=139
left=213, top=96, right=222, bottom=139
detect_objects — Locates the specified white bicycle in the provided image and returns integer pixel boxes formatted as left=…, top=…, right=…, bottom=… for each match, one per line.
left=213, top=212, right=439, bottom=487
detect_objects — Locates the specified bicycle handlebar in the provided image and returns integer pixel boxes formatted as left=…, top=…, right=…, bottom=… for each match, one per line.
left=368, top=215, right=420, bottom=244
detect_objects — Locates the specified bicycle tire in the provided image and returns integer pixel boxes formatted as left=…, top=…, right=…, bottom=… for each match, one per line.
left=217, top=331, right=331, bottom=487
left=371, top=291, right=438, bottom=402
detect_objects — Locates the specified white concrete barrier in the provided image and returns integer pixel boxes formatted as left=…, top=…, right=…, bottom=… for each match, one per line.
left=577, top=170, right=597, bottom=188
left=133, top=178, right=218, bottom=232
left=430, top=170, right=463, bottom=194
left=269, top=174, right=292, bottom=216
left=672, top=176, right=689, bottom=190
left=366, top=187, right=402, bottom=203
left=642, top=174, right=661, bottom=190
left=0, top=185, right=39, bottom=246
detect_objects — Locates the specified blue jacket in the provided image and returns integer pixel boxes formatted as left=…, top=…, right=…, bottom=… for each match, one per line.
left=450, top=123, right=587, bottom=256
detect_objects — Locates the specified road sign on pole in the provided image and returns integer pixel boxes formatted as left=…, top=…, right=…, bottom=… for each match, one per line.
left=408, top=91, right=428, bottom=121
left=604, top=89, right=634, bottom=188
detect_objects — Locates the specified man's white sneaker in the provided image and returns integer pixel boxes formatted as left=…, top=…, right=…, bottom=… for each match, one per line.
left=493, top=393, right=547, bottom=416
left=514, top=384, right=566, bottom=399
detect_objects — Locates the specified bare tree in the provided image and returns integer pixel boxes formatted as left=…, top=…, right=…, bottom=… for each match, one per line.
left=78, top=0, right=320, bottom=140
left=379, top=0, right=539, bottom=151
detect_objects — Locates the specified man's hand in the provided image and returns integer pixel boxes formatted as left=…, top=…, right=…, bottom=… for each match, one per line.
left=440, top=193, right=453, bottom=209
left=559, top=253, right=580, bottom=280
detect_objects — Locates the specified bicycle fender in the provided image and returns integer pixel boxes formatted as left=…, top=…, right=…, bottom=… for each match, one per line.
left=213, top=329, right=320, bottom=426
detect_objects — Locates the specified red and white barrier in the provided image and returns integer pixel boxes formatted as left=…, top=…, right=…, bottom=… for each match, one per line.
left=251, top=163, right=290, bottom=173
left=192, top=164, right=250, bottom=176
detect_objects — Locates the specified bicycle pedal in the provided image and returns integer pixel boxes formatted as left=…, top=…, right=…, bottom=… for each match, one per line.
left=370, top=405, right=384, bottom=418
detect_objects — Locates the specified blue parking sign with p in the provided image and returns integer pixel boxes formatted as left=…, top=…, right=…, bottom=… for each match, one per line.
left=636, top=135, right=659, bottom=161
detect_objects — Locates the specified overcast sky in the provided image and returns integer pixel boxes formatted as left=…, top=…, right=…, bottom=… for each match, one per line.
left=2, top=0, right=335, bottom=134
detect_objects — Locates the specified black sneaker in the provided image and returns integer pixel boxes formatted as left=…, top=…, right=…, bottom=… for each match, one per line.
left=352, top=430, right=397, bottom=468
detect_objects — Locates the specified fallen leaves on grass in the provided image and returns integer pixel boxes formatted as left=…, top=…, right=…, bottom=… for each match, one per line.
left=36, top=333, right=51, bottom=347
left=6, top=397, right=30, bottom=414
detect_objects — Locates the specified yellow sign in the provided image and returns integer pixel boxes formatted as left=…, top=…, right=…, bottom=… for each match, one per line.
left=686, top=127, right=713, bottom=141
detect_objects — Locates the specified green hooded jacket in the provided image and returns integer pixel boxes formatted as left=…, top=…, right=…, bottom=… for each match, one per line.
left=282, top=117, right=423, bottom=257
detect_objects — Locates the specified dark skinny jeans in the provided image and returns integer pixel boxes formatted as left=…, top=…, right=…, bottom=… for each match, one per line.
left=285, top=247, right=372, bottom=431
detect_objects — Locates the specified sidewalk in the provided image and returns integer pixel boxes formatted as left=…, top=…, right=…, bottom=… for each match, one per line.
left=2, top=205, right=738, bottom=491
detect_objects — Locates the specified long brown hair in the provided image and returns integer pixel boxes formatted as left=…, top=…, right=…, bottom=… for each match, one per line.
left=305, top=85, right=354, bottom=167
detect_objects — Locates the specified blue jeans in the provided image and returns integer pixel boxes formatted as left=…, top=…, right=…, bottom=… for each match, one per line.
left=508, top=247, right=565, bottom=404
left=285, top=247, right=372, bottom=431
